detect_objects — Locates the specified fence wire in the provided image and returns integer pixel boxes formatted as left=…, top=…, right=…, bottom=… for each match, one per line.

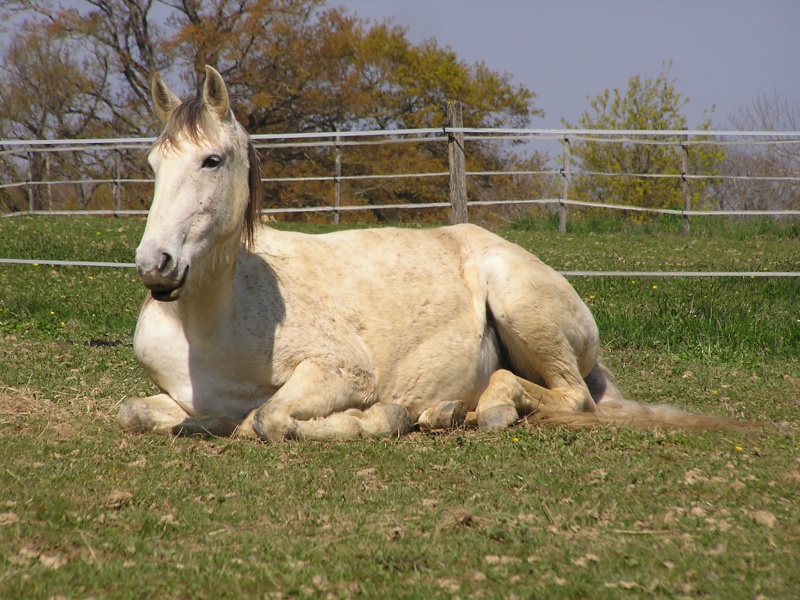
left=2, top=127, right=799, bottom=217
left=2, top=257, right=797, bottom=279
left=1, top=127, right=798, bottom=277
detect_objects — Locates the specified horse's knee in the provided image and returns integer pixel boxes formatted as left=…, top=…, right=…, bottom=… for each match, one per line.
left=255, top=402, right=413, bottom=441
left=252, top=405, right=296, bottom=442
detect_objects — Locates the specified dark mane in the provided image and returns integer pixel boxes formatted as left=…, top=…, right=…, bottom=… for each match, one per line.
left=244, top=139, right=262, bottom=249
left=153, top=99, right=262, bottom=249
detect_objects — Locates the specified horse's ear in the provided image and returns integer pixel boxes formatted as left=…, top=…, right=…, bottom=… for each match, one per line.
left=151, top=72, right=182, bottom=122
left=203, top=65, right=232, bottom=123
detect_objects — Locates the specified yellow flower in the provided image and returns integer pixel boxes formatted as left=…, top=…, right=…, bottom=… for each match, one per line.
left=652, top=285, right=658, bottom=290
left=735, top=445, right=743, bottom=453
left=512, top=437, right=519, bottom=443
left=50, top=311, right=55, bottom=315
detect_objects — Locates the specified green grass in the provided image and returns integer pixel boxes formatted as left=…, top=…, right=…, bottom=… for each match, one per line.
left=1, top=215, right=799, bottom=598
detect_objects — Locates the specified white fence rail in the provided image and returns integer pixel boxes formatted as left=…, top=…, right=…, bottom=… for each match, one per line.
left=1, top=125, right=799, bottom=276
left=2, top=125, right=800, bottom=222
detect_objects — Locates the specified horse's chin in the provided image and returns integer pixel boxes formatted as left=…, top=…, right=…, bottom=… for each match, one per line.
left=150, top=287, right=183, bottom=302
left=146, top=267, right=188, bottom=302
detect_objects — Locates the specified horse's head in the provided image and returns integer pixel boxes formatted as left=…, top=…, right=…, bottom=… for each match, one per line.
left=136, top=66, right=261, bottom=302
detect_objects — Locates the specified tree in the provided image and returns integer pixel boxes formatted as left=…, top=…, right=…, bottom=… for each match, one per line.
left=168, top=0, right=537, bottom=222
left=564, top=66, right=724, bottom=215
left=1, top=0, right=547, bottom=220
left=717, top=94, right=800, bottom=211
left=0, top=25, right=108, bottom=211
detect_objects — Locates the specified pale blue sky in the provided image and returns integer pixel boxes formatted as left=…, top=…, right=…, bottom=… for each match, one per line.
left=337, top=0, right=799, bottom=130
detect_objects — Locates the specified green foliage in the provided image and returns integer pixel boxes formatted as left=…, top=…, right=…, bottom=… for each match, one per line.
left=565, top=65, right=725, bottom=214
left=1, top=216, right=799, bottom=597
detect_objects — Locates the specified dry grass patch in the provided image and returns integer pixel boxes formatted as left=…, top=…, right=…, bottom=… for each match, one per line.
left=0, top=383, right=114, bottom=441
left=0, top=386, right=74, bottom=436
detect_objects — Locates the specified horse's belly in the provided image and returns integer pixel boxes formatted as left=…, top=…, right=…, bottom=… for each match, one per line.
left=376, top=319, right=501, bottom=419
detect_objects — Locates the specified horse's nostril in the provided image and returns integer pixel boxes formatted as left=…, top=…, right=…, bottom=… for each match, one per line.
left=159, top=253, right=173, bottom=273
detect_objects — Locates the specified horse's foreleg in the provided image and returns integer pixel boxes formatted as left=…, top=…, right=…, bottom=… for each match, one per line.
left=251, top=360, right=413, bottom=442
left=118, top=394, right=241, bottom=437
left=119, top=394, right=190, bottom=434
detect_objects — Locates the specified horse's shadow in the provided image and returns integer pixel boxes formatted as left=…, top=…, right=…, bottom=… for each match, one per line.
left=176, top=250, right=286, bottom=438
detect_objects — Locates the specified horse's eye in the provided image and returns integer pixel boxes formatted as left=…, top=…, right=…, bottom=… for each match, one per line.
left=202, top=155, right=222, bottom=169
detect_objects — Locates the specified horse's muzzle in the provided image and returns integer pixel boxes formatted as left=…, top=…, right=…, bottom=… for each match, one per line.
left=137, top=253, right=188, bottom=302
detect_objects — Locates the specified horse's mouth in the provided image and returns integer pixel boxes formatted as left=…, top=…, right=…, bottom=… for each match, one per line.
left=148, top=267, right=189, bottom=302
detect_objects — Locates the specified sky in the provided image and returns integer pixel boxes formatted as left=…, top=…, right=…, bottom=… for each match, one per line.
left=336, top=0, right=800, bottom=130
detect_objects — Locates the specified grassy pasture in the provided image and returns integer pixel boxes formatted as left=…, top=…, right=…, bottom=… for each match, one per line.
left=0, top=215, right=798, bottom=599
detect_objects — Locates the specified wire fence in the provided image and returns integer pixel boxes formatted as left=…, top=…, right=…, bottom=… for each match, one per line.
left=2, top=256, right=798, bottom=278
left=1, top=125, right=799, bottom=276
left=2, top=126, right=799, bottom=217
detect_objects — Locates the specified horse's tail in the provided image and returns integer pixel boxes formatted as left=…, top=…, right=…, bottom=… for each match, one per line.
left=529, top=361, right=760, bottom=431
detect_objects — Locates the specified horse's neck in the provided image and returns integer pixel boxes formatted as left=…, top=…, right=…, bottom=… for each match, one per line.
left=176, top=237, right=241, bottom=333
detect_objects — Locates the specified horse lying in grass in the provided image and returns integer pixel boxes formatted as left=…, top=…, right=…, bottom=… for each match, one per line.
left=119, top=66, right=750, bottom=441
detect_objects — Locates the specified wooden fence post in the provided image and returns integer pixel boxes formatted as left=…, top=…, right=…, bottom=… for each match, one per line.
left=447, top=101, right=467, bottom=224
left=681, top=136, right=690, bottom=236
left=334, top=131, right=341, bottom=225
left=559, top=137, right=570, bottom=234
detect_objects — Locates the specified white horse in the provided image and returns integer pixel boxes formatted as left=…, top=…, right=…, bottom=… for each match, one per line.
left=119, top=66, right=747, bottom=441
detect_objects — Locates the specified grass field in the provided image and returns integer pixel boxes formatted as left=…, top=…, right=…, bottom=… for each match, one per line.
left=1, top=215, right=798, bottom=598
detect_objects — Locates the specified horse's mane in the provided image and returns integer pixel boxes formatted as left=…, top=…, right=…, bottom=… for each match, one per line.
left=153, top=99, right=262, bottom=248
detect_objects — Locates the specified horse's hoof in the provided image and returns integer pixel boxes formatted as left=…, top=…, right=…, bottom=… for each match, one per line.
left=117, top=397, right=148, bottom=433
left=477, top=404, right=519, bottom=430
left=444, top=401, right=468, bottom=429
left=380, top=402, right=415, bottom=437
left=418, top=400, right=468, bottom=431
